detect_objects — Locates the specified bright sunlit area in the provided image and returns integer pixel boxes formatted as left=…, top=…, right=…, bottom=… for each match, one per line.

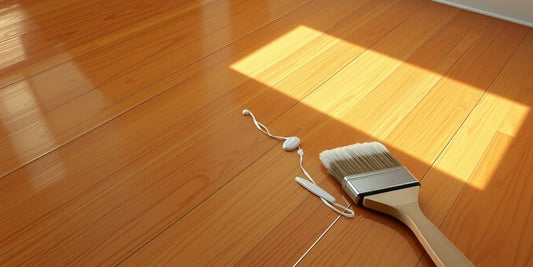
left=231, top=25, right=530, bottom=190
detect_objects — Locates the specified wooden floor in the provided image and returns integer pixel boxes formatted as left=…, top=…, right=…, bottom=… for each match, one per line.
left=1, top=0, right=532, bottom=265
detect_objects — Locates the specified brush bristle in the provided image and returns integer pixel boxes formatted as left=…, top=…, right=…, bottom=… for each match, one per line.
left=319, top=142, right=401, bottom=183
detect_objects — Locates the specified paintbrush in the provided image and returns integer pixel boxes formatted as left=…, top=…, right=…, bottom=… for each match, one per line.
left=319, top=142, right=473, bottom=267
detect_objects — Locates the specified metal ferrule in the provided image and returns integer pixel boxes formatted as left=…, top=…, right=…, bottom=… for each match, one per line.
left=342, top=166, right=420, bottom=205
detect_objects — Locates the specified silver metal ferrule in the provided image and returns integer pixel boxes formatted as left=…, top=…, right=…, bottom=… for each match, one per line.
left=342, top=166, right=419, bottom=205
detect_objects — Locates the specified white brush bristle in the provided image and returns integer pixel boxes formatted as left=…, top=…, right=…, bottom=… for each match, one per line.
left=319, top=142, right=401, bottom=183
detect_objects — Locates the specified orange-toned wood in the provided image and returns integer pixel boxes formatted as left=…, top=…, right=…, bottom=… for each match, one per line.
left=0, top=0, right=308, bottom=176
left=0, top=0, right=88, bottom=41
left=238, top=11, right=500, bottom=265
left=0, top=0, right=215, bottom=72
left=1, top=0, right=532, bottom=266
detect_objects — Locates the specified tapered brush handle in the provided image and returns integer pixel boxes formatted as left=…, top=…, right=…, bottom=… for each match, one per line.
left=363, top=186, right=473, bottom=267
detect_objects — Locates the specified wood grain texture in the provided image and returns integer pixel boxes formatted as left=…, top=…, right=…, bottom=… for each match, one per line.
left=1, top=0, right=532, bottom=266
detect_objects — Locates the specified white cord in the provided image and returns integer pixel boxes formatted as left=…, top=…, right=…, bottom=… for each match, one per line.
left=243, top=109, right=286, bottom=140
left=243, top=109, right=354, bottom=218
left=297, top=148, right=354, bottom=218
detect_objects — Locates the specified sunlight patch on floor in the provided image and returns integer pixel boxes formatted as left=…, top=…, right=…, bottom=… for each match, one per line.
left=230, top=25, right=327, bottom=78
left=434, top=92, right=530, bottom=190
left=230, top=25, right=529, bottom=190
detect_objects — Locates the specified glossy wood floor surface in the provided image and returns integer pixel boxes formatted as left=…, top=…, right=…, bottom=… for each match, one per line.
left=1, top=0, right=532, bottom=265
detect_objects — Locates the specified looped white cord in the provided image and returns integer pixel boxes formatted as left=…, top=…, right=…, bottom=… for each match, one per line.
left=243, top=109, right=285, bottom=141
left=297, top=148, right=354, bottom=218
left=243, top=109, right=354, bottom=218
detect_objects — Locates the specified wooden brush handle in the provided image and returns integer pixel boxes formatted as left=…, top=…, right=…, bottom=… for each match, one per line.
left=363, top=187, right=473, bottom=267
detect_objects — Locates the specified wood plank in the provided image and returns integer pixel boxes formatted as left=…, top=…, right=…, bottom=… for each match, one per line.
left=0, top=0, right=371, bottom=263
left=0, top=0, right=308, bottom=176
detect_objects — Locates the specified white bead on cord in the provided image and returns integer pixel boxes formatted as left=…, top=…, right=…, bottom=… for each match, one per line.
left=242, top=109, right=354, bottom=218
